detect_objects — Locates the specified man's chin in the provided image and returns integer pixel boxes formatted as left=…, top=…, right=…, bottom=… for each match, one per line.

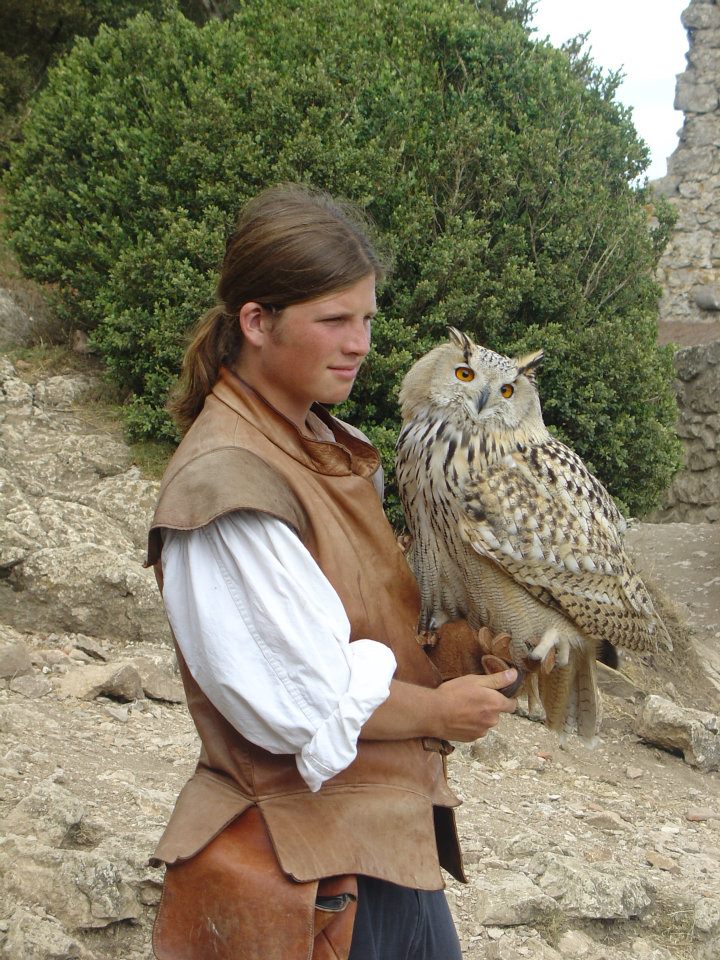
left=318, top=387, right=355, bottom=407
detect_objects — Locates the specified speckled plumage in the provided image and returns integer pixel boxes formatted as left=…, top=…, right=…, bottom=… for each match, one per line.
left=396, top=328, right=670, bottom=741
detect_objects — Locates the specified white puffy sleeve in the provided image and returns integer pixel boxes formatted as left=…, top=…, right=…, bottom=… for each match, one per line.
left=160, top=511, right=397, bottom=791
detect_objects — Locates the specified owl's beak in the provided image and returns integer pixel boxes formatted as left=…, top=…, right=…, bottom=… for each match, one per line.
left=475, top=386, right=489, bottom=413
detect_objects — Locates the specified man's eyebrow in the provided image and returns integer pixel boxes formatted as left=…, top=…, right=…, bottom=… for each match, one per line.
left=315, top=307, right=378, bottom=319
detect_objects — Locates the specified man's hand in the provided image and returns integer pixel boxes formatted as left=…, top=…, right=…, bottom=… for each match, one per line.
left=433, top=671, right=518, bottom=741
left=361, top=671, right=517, bottom=742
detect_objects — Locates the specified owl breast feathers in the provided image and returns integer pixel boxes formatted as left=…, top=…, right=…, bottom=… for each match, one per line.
left=396, top=327, right=670, bottom=743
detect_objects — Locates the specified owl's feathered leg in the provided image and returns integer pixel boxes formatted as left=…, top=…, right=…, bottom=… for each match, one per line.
left=538, top=652, right=600, bottom=747
left=537, top=664, right=572, bottom=733
left=569, top=651, right=601, bottom=747
left=530, top=626, right=601, bottom=746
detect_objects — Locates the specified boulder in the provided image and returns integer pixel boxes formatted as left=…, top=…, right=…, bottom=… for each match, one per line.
left=1, top=905, right=90, bottom=960
left=634, top=695, right=720, bottom=771
left=1, top=544, right=167, bottom=645
left=0, top=642, right=33, bottom=680
left=467, top=867, right=558, bottom=927
left=54, top=663, right=145, bottom=702
left=8, top=674, right=53, bottom=699
left=527, top=852, right=651, bottom=920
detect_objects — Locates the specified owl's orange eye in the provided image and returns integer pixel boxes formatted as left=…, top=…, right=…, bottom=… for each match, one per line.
left=455, top=366, right=475, bottom=382
left=500, top=383, right=514, bottom=398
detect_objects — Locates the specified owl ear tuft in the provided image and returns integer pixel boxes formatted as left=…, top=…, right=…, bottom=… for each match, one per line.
left=516, top=349, right=544, bottom=382
left=447, top=327, right=475, bottom=361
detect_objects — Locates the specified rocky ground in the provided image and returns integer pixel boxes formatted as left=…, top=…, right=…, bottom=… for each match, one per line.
left=1, top=355, right=719, bottom=960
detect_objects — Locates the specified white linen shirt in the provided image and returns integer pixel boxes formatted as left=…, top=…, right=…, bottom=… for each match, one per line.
left=161, top=511, right=397, bottom=792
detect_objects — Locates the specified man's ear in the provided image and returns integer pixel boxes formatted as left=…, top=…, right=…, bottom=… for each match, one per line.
left=238, top=302, right=266, bottom=345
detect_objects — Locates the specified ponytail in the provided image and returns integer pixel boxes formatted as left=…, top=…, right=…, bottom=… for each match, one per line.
left=168, top=305, right=241, bottom=434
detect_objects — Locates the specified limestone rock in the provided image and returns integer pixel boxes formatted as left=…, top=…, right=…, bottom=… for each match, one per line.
left=645, top=849, right=680, bottom=874
left=0, top=369, right=33, bottom=406
left=55, top=662, right=145, bottom=702
left=33, top=375, right=92, bottom=408
left=695, top=286, right=720, bottom=311
left=68, top=635, right=110, bottom=662
left=8, top=674, right=53, bottom=698
left=0, top=642, right=33, bottom=679
left=5, top=779, right=103, bottom=849
left=2, top=544, right=167, bottom=645
left=585, top=811, right=631, bottom=832
left=0, top=289, right=33, bottom=348
left=630, top=940, right=680, bottom=960
left=527, top=852, right=651, bottom=919
left=634, top=695, right=720, bottom=771
left=2, top=836, right=141, bottom=931
left=132, top=658, right=184, bottom=704
left=696, top=898, right=720, bottom=935
left=675, top=77, right=718, bottom=114
left=556, top=930, right=606, bottom=957
left=0, top=357, right=170, bottom=645
left=596, top=662, right=644, bottom=701
left=467, top=867, right=558, bottom=926
left=1, top=906, right=90, bottom=960
left=483, top=931, right=563, bottom=959
left=71, top=854, right=141, bottom=928
left=83, top=470, right=160, bottom=549
left=682, top=2, right=720, bottom=31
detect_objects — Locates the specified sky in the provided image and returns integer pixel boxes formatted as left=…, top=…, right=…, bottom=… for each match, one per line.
left=529, top=0, right=690, bottom=180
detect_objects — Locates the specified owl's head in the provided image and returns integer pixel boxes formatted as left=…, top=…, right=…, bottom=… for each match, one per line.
left=399, top=327, right=546, bottom=435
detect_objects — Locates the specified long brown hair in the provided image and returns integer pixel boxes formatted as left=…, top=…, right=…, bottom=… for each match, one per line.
left=169, top=184, right=388, bottom=433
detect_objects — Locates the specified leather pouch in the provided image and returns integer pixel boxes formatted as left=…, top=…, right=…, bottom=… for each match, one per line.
left=152, top=806, right=357, bottom=960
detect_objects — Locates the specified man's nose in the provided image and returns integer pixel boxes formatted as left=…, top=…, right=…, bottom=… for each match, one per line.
left=344, top=318, right=371, bottom=356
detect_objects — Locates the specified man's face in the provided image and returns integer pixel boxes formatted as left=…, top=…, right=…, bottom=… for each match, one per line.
left=241, top=273, right=376, bottom=428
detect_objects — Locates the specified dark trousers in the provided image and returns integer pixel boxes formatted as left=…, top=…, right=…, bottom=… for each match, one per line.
left=348, top=876, right=462, bottom=960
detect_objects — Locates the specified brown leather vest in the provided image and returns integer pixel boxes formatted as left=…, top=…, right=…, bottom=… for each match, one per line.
left=147, top=369, right=464, bottom=889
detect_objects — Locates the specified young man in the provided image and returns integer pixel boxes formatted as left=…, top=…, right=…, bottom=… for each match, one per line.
left=147, top=184, right=517, bottom=960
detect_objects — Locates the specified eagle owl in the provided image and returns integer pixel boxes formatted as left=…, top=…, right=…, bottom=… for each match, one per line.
left=396, top=327, right=670, bottom=742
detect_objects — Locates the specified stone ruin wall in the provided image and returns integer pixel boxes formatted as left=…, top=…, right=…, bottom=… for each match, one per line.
left=654, top=339, right=720, bottom=523
left=655, top=0, right=720, bottom=323
left=651, top=0, right=720, bottom=523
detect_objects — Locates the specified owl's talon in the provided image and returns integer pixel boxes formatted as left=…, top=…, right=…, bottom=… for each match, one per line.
left=477, top=627, right=513, bottom=662
left=481, top=653, right=511, bottom=675
left=418, top=629, right=440, bottom=649
left=480, top=654, right=525, bottom=697
left=529, top=627, right=570, bottom=669
left=540, top=647, right=556, bottom=674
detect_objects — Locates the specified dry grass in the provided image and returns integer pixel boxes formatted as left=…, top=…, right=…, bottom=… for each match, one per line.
left=5, top=343, right=100, bottom=381
left=631, top=573, right=719, bottom=713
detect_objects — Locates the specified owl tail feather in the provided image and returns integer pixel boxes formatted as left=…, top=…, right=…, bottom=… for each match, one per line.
left=538, top=651, right=601, bottom=746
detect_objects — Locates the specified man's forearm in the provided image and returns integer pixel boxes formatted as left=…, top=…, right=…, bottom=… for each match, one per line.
left=361, top=671, right=518, bottom=743
left=360, top=680, right=438, bottom=740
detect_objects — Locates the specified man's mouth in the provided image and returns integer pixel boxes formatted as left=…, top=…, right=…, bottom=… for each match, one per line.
left=329, top=366, right=359, bottom=379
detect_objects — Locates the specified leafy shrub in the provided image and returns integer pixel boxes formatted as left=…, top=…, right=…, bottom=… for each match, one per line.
left=0, top=0, right=236, bottom=160
left=4, top=0, right=681, bottom=521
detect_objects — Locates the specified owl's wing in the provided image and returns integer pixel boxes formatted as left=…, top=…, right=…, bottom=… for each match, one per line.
left=459, top=438, right=667, bottom=651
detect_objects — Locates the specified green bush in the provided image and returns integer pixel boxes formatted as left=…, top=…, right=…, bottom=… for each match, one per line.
left=4, top=0, right=681, bottom=521
left=0, top=0, right=236, bottom=160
